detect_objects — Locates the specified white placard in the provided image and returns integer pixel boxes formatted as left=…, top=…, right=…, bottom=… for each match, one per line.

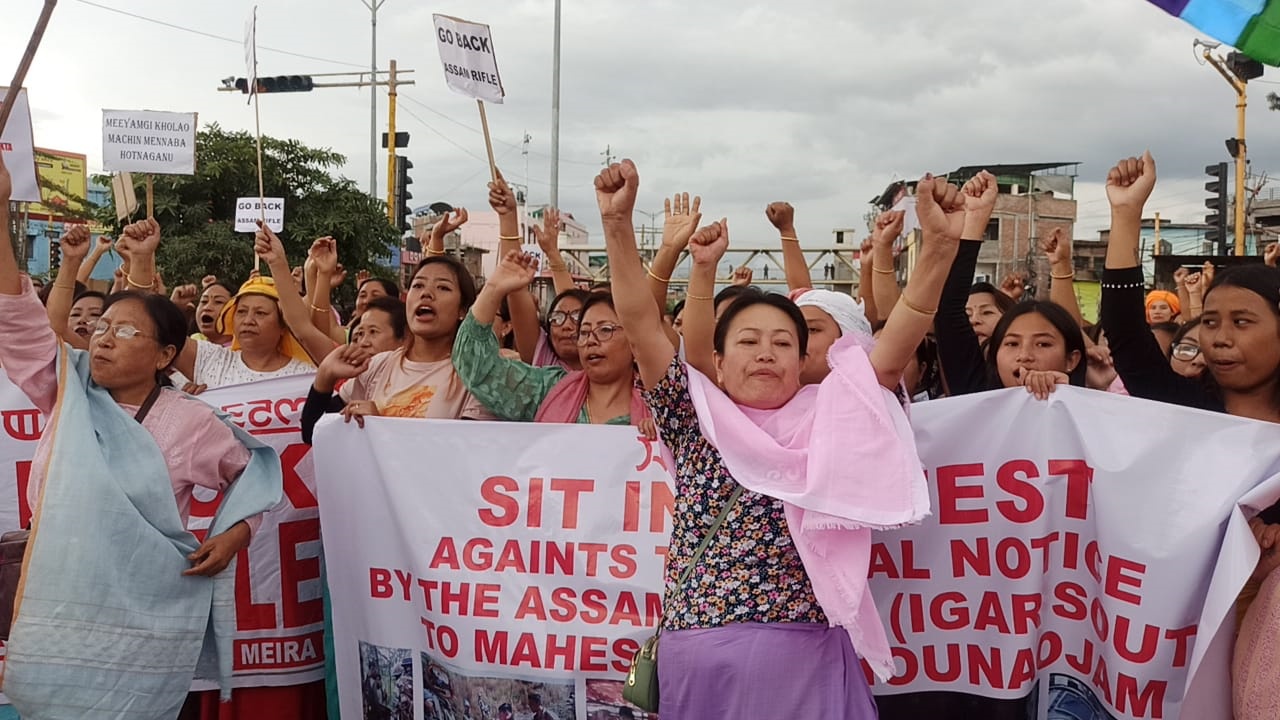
left=235, top=197, right=284, bottom=232
left=244, top=7, right=258, bottom=96
left=0, top=87, right=41, bottom=203
left=101, top=110, right=198, bottom=175
left=432, top=14, right=505, bottom=104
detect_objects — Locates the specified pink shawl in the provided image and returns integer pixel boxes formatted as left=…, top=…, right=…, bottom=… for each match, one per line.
left=534, top=371, right=652, bottom=425
left=685, top=334, right=930, bottom=680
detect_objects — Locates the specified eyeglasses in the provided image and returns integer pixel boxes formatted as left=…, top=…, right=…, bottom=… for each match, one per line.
left=1170, top=342, right=1202, bottom=361
left=576, top=324, right=623, bottom=345
left=548, top=310, right=579, bottom=327
left=92, top=320, right=153, bottom=341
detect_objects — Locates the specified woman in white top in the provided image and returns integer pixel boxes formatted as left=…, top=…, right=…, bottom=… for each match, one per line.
left=173, top=224, right=335, bottom=390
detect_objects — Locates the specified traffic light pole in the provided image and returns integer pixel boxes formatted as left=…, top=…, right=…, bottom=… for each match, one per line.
left=1202, top=50, right=1249, bottom=256
left=386, top=60, right=400, bottom=224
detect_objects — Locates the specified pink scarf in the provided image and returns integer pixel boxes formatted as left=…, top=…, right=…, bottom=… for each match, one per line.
left=534, top=371, right=652, bottom=425
left=685, top=334, right=930, bottom=680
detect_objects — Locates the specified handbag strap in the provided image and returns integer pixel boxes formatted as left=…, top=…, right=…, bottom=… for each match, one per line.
left=133, top=384, right=163, bottom=424
left=659, top=484, right=745, bottom=630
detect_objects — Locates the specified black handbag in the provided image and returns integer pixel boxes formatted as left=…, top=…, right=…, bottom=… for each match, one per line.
left=623, top=485, right=744, bottom=712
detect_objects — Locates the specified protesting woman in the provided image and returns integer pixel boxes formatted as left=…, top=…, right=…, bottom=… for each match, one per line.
left=0, top=155, right=281, bottom=718
left=453, top=250, right=655, bottom=434
left=1096, top=151, right=1280, bottom=719
left=934, top=172, right=1087, bottom=399
left=597, top=160, right=955, bottom=718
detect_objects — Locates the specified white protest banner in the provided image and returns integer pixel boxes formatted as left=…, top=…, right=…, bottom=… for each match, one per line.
left=188, top=374, right=325, bottom=689
left=244, top=7, right=258, bottom=98
left=101, top=110, right=198, bottom=175
left=315, top=418, right=673, bottom=720
left=868, top=387, right=1280, bottom=720
left=235, top=197, right=284, bottom=233
left=0, top=88, right=40, bottom=203
left=432, top=15, right=504, bottom=104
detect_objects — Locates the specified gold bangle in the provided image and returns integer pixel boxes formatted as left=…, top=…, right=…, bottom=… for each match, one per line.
left=1051, top=271, right=1076, bottom=280
left=873, top=265, right=896, bottom=275
left=126, top=274, right=155, bottom=290
left=310, top=304, right=330, bottom=313
left=646, top=267, right=671, bottom=283
left=899, top=294, right=937, bottom=316
left=685, top=292, right=713, bottom=301
left=780, top=235, right=798, bottom=242
left=498, top=235, right=521, bottom=241
left=548, top=263, right=568, bottom=272
left=425, top=248, right=446, bottom=256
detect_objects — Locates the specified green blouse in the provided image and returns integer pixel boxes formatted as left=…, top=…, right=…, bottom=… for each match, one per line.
left=453, top=314, right=630, bottom=425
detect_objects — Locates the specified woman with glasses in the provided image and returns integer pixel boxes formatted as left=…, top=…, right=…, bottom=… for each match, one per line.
left=0, top=157, right=280, bottom=718
left=1168, top=318, right=1207, bottom=379
left=453, top=251, right=655, bottom=431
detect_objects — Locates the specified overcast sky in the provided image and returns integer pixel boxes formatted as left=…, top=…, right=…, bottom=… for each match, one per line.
left=4, top=0, right=1280, bottom=249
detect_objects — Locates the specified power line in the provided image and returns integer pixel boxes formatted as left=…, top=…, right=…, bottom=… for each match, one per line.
left=398, top=93, right=600, bottom=166
left=72, top=0, right=367, bottom=69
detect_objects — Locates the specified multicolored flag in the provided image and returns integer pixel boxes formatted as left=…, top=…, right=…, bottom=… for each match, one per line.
left=1147, top=0, right=1279, bottom=65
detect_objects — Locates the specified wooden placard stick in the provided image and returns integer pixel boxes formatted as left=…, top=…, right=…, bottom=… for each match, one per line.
left=477, top=99, right=498, bottom=183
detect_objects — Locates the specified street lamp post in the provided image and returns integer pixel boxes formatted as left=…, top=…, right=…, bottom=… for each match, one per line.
left=361, top=0, right=388, bottom=198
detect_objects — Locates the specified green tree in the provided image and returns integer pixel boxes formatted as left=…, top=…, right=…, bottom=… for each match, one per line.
left=93, top=124, right=399, bottom=309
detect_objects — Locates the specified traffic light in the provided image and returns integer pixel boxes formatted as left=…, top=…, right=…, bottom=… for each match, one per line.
left=1204, top=162, right=1229, bottom=252
left=1227, top=52, right=1264, bottom=82
left=233, top=75, right=315, bottom=94
left=393, top=156, right=414, bottom=233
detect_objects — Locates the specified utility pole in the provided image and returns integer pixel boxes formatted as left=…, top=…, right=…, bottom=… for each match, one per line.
left=550, top=0, right=561, bottom=209
left=362, top=0, right=388, bottom=198
left=1199, top=42, right=1264, bottom=255
left=601, top=145, right=615, bottom=166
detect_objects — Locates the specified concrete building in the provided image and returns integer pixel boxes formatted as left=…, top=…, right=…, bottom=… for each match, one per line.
left=407, top=204, right=589, bottom=284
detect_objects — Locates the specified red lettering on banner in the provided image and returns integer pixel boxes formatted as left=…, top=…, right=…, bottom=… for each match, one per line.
left=1052, top=581, right=1088, bottom=621
left=1049, top=459, right=1095, bottom=521
left=477, top=477, right=597, bottom=529
left=279, top=444, right=317, bottom=508
left=419, top=618, right=459, bottom=657
left=551, top=478, right=594, bottom=529
left=930, top=592, right=968, bottom=630
left=1105, top=555, right=1146, bottom=606
left=622, top=481, right=641, bottom=532
left=649, top=482, right=673, bottom=533
left=236, top=548, right=277, bottom=631
left=937, top=463, right=987, bottom=524
left=995, top=460, right=1043, bottom=523
left=1116, top=675, right=1166, bottom=719
left=634, top=435, right=667, bottom=473
left=370, top=568, right=393, bottom=598
left=16, top=460, right=31, bottom=529
left=473, top=630, right=644, bottom=672
left=923, top=644, right=961, bottom=682
left=869, top=541, right=931, bottom=580
left=612, top=638, right=638, bottom=674
left=1113, top=614, right=1159, bottom=664
left=610, top=544, right=637, bottom=579
left=1008, top=647, right=1036, bottom=690
left=512, top=586, right=661, bottom=626
left=2, top=409, right=41, bottom=441
left=580, top=636, right=608, bottom=672
left=1093, top=654, right=1113, bottom=706
left=951, top=537, right=991, bottom=577
left=968, top=644, right=1004, bottom=689
left=279, top=518, right=322, bottom=627
left=1164, top=624, right=1197, bottom=667
left=234, top=630, right=323, bottom=670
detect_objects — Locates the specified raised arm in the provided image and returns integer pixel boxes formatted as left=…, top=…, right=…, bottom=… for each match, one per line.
left=1043, top=227, right=1086, bottom=328
left=0, top=157, right=15, bottom=296
left=254, top=223, right=338, bottom=363
left=870, top=211, right=905, bottom=316
left=869, top=175, right=964, bottom=390
left=596, top=160, right=674, bottom=389
left=767, top=202, right=810, bottom=291
left=116, top=218, right=159, bottom=293
left=533, top=207, right=576, bottom=295
left=47, top=225, right=93, bottom=349
left=933, top=171, right=997, bottom=396
left=858, top=237, right=878, bottom=325
left=486, top=172, right=547, bottom=367
left=304, top=237, right=340, bottom=341
left=682, top=221, right=730, bottom=381
left=75, top=234, right=113, bottom=284
left=1104, top=151, right=1154, bottom=272
left=649, top=193, right=700, bottom=309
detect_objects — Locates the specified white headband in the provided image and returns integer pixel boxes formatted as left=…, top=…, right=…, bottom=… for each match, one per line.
left=795, top=289, right=873, bottom=339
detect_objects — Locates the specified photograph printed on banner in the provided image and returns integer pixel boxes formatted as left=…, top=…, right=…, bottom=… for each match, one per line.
left=1047, top=673, right=1115, bottom=720
left=359, top=641, right=414, bottom=720
left=420, top=651, right=574, bottom=720
left=585, top=679, right=656, bottom=720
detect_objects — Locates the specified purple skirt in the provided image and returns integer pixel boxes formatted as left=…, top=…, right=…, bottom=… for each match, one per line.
left=657, top=622, right=878, bottom=719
